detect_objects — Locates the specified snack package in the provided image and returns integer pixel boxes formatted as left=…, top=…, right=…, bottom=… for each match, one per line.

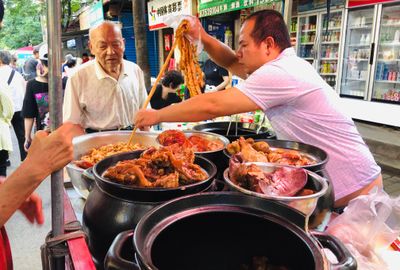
left=326, top=188, right=400, bottom=270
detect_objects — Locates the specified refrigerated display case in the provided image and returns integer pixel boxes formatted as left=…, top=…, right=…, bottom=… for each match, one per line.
left=338, top=0, right=400, bottom=127
left=340, top=6, right=376, bottom=98
left=297, top=9, right=345, bottom=90
left=371, top=3, right=400, bottom=103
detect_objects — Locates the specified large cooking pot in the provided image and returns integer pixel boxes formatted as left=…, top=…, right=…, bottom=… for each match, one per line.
left=104, top=192, right=356, bottom=270
left=193, top=121, right=276, bottom=142
left=83, top=150, right=217, bottom=268
left=66, top=131, right=160, bottom=199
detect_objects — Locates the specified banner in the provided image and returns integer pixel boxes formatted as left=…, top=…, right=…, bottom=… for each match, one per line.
left=198, top=0, right=281, bottom=17
left=147, top=0, right=192, bottom=30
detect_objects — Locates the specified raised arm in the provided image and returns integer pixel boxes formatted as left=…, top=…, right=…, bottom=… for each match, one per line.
left=187, top=17, right=247, bottom=79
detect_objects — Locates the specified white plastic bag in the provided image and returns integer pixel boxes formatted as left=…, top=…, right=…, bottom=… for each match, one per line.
left=163, top=14, right=203, bottom=54
left=326, top=188, right=400, bottom=270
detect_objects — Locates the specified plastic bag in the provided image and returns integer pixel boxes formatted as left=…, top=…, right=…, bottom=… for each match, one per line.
left=326, top=188, right=400, bottom=270
left=163, top=14, right=203, bottom=54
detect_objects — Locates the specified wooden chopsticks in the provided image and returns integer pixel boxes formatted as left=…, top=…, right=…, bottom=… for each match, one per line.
left=127, top=40, right=178, bottom=145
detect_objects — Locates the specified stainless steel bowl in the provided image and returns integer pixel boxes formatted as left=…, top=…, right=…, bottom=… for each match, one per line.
left=223, top=162, right=328, bottom=226
left=181, top=130, right=230, bottom=154
left=66, top=131, right=160, bottom=199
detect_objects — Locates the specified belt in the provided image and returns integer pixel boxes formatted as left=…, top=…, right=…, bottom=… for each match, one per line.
left=85, top=125, right=134, bottom=133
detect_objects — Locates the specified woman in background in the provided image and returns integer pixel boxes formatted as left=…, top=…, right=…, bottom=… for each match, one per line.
left=150, top=70, right=184, bottom=109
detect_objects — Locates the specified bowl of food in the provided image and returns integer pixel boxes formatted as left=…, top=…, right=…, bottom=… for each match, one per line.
left=66, top=131, right=160, bottom=199
left=223, top=157, right=328, bottom=227
left=156, top=129, right=230, bottom=175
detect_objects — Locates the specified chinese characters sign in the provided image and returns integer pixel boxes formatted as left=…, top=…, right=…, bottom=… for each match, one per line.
left=199, top=0, right=280, bottom=17
left=147, top=0, right=192, bottom=30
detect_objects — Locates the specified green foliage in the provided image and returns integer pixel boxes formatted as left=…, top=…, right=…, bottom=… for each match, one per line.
left=0, top=0, right=44, bottom=49
left=0, top=0, right=93, bottom=49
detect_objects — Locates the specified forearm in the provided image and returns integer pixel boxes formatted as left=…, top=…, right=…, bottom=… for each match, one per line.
left=158, top=94, right=221, bottom=123
left=24, top=118, right=34, bottom=139
left=0, top=161, right=45, bottom=227
left=214, top=76, right=230, bottom=91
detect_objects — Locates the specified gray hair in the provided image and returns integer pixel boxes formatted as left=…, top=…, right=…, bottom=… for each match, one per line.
left=0, top=50, right=11, bottom=65
left=89, top=21, right=122, bottom=41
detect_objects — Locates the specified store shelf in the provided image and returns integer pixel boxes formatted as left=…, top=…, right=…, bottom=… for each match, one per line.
left=345, top=78, right=367, bottom=81
left=324, top=27, right=341, bottom=31
left=379, top=42, right=400, bottom=46
left=347, top=58, right=369, bottom=61
left=321, top=41, right=340, bottom=44
left=348, top=44, right=370, bottom=47
left=375, top=80, right=400, bottom=83
left=290, top=31, right=297, bottom=34
left=377, top=59, right=400, bottom=62
left=303, top=57, right=314, bottom=60
left=321, top=73, right=337, bottom=76
left=301, top=29, right=316, bottom=33
left=300, top=42, right=315, bottom=45
left=381, top=23, right=400, bottom=27
left=321, top=58, right=338, bottom=60
left=349, top=25, right=372, bottom=30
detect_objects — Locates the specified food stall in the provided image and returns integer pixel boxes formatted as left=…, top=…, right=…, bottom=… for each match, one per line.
left=43, top=1, right=399, bottom=269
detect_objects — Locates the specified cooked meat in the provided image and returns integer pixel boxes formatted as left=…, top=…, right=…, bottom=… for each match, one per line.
left=158, top=129, right=224, bottom=152
left=229, top=156, right=307, bottom=197
left=103, top=147, right=207, bottom=188
left=157, top=130, right=187, bottom=146
left=239, top=137, right=269, bottom=163
left=252, top=141, right=270, bottom=154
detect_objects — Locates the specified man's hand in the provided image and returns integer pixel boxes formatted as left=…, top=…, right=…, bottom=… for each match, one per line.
left=183, top=16, right=203, bottom=43
left=18, top=192, right=44, bottom=225
left=134, top=109, right=160, bottom=130
left=24, top=123, right=84, bottom=179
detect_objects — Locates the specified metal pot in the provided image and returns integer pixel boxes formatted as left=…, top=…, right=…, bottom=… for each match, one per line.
left=223, top=162, right=328, bottom=230
left=66, top=131, right=160, bottom=199
left=83, top=150, right=217, bottom=268
left=193, top=121, right=276, bottom=142
left=104, top=192, right=357, bottom=270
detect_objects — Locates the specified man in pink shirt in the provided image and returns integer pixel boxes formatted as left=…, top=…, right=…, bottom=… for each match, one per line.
left=134, top=10, right=382, bottom=208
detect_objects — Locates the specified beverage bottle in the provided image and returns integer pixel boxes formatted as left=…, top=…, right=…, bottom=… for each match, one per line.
left=224, top=27, right=233, bottom=48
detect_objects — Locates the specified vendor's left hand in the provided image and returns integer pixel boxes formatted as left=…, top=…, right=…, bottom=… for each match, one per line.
left=18, top=192, right=44, bottom=225
left=134, top=109, right=160, bottom=130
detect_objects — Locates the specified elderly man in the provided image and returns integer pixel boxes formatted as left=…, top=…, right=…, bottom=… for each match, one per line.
left=63, top=21, right=148, bottom=133
left=135, top=10, right=382, bottom=209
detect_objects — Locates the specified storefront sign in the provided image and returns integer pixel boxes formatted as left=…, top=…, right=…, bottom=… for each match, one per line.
left=79, top=0, right=104, bottom=30
left=198, top=0, right=280, bottom=17
left=147, top=0, right=192, bottom=31
left=348, top=0, right=397, bottom=7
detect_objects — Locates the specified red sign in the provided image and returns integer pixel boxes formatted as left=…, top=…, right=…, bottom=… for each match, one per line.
left=348, top=0, right=398, bottom=7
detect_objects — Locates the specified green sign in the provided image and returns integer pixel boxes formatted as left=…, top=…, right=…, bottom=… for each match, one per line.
left=199, top=0, right=280, bottom=17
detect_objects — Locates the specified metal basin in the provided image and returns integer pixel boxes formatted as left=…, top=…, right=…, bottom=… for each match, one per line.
left=223, top=162, right=328, bottom=228
left=66, top=131, right=160, bottom=199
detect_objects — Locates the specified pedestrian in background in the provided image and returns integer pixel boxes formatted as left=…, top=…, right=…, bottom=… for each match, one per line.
left=150, top=70, right=184, bottom=109
left=22, top=47, right=39, bottom=81
left=0, top=50, right=27, bottom=161
left=81, top=52, right=89, bottom=63
left=21, top=44, right=49, bottom=150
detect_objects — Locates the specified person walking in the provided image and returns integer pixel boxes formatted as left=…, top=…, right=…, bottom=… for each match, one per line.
left=0, top=50, right=27, bottom=161
left=22, top=47, right=39, bottom=81
left=21, top=45, right=49, bottom=150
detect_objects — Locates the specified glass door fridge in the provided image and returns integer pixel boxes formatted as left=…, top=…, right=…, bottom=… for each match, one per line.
left=339, top=6, right=376, bottom=98
left=370, top=3, right=400, bottom=104
left=297, top=13, right=318, bottom=67
left=318, top=10, right=344, bottom=89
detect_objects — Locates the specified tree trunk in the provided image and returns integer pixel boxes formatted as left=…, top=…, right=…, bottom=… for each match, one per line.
left=132, top=0, right=151, bottom=91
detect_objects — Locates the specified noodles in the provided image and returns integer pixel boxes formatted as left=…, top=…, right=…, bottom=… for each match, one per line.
left=175, top=20, right=204, bottom=97
left=74, top=142, right=143, bottom=169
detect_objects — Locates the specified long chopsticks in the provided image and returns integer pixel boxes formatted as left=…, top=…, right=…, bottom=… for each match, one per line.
left=127, top=40, right=178, bottom=145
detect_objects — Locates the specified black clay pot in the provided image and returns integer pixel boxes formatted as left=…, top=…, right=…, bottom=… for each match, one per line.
left=82, top=150, right=217, bottom=269
left=105, top=192, right=357, bottom=270
left=193, top=122, right=276, bottom=142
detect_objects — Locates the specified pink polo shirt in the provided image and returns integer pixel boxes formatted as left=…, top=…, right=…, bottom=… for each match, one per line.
left=236, top=47, right=381, bottom=200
